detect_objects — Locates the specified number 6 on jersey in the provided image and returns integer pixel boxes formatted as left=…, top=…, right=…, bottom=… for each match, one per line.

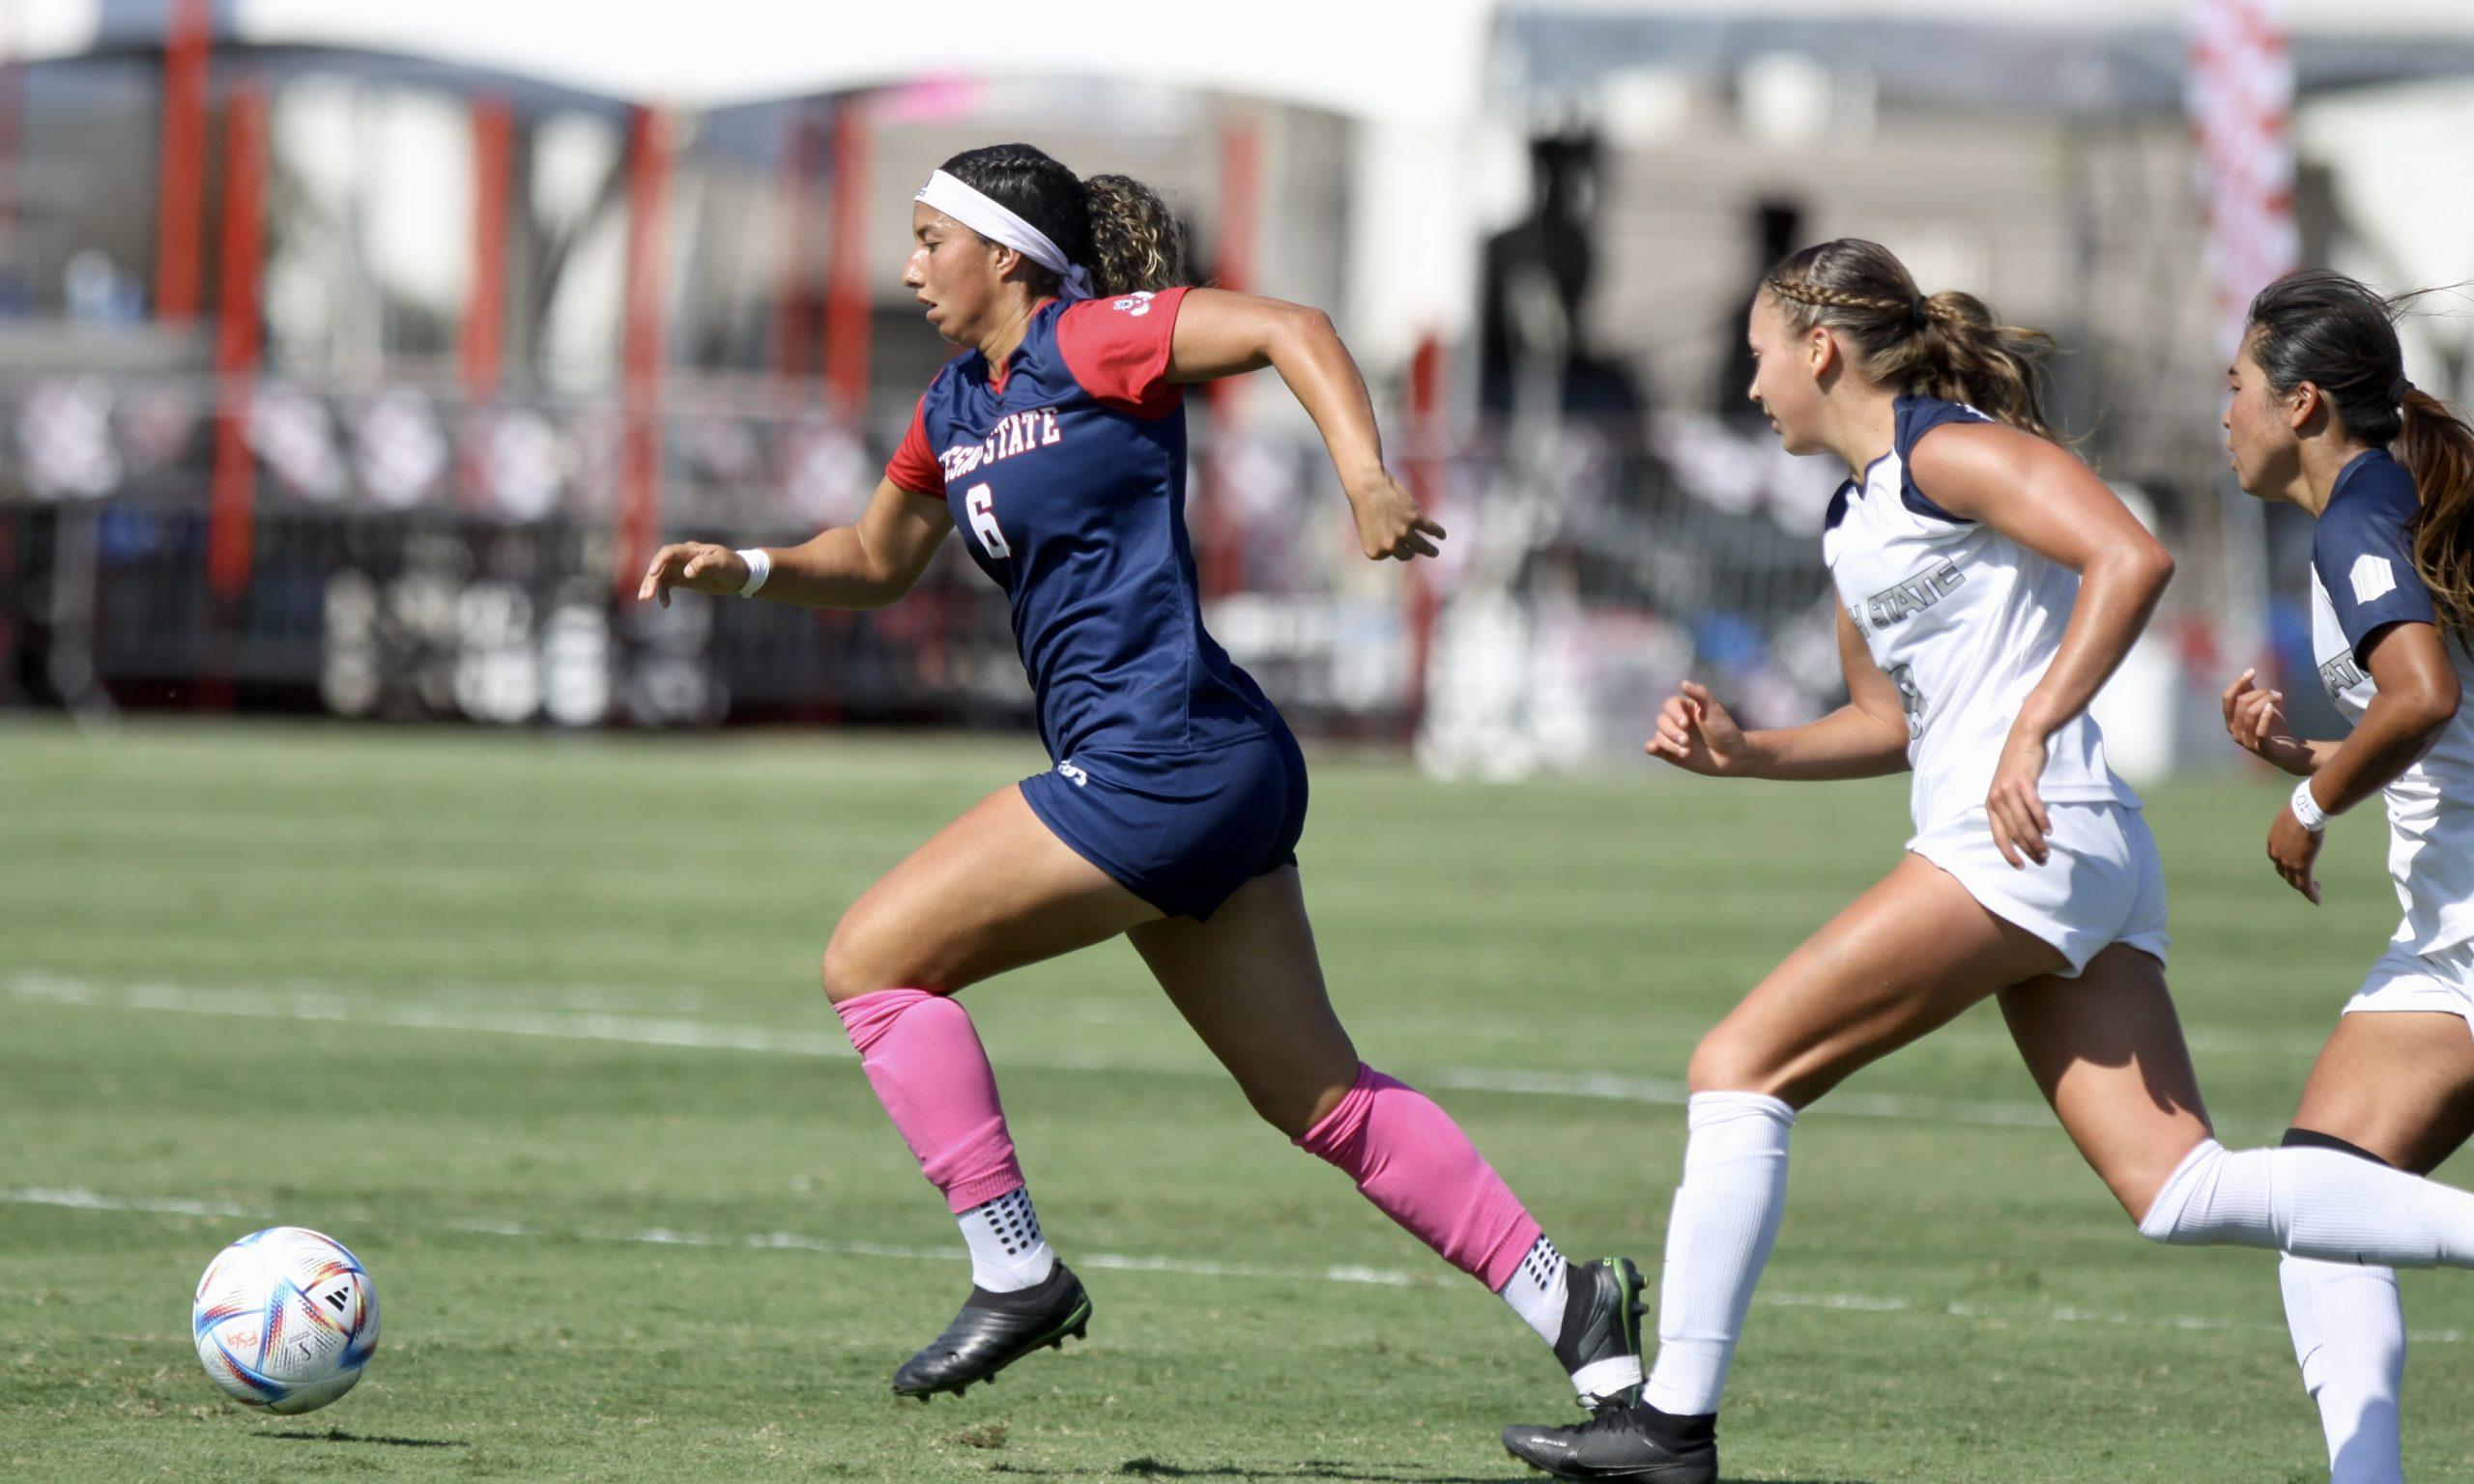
left=964, top=482, right=1011, bottom=559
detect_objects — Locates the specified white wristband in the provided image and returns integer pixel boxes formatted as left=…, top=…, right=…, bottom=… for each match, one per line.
left=734, top=548, right=771, bottom=597
left=2289, top=777, right=2328, bottom=833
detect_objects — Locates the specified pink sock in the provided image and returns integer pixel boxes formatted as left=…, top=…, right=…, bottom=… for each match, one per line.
left=1295, top=1063, right=1544, bottom=1291
left=834, top=988, right=1025, bottom=1213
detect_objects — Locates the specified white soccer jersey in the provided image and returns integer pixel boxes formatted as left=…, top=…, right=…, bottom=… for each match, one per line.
left=1821, top=395, right=2139, bottom=834
left=2306, top=447, right=2474, bottom=955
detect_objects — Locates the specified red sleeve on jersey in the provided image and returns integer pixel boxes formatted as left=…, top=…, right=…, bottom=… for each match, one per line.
left=884, top=397, right=945, bottom=499
left=1056, top=285, right=1192, bottom=418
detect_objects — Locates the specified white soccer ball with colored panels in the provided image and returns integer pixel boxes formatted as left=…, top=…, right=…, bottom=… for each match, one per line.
left=191, top=1227, right=380, bottom=1414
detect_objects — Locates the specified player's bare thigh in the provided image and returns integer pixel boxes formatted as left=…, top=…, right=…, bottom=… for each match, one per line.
left=1127, top=867, right=1361, bottom=1138
left=1688, top=851, right=2067, bottom=1107
left=820, top=783, right=1163, bottom=1003
left=2290, top=1010, right=2474, bottom=1175
left=1998, top=945, right=2212, bottom=1222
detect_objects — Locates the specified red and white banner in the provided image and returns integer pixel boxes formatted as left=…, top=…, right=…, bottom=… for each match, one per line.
left=2187, top=0, right=2300, bottom=359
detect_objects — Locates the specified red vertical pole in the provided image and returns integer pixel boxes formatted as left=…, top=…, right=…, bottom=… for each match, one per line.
left=208, top=82, right=266, bottom=604
left=461, top=94, right=512, bottom=402
left=1198, top=114, right=1260, bottom=601
left=772, top=103, right=822, bottom=383
left=0, top=0, right=24, bottom=258
left=614, top=104, right=673, bottom=597
left=1206, top=116, right=1258, bottom=410
left=820, top=96, right=872, bottom=420
left=1401, top=333, right=1447, bottom=737
left=154, top=0, right=211, bottom=322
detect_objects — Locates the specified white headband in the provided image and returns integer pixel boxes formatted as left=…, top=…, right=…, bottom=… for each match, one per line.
left=915, top=168, right=1095, bottom=302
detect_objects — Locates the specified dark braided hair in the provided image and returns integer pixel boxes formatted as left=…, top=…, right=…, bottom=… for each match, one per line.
left=935, top=143, right=1188, bottom=300
left=1763, top=238, right=2061, bottom=443
left=2248, top=270, right=2474, bottom=649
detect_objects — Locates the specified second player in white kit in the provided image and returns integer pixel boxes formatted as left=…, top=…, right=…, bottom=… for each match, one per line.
left=1502, top=241, right=2474, bottom=1484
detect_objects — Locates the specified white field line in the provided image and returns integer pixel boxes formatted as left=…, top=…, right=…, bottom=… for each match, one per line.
left=0, top=1185, right=1431, bottom=1290
left=6, top=968, right=2337, bottom=1067
left=12, top=972, right=2083, bottom=1131
left=10, top=1185, right=2460, bottom=1347
left=1424, top=1066, right=2064, bottom=1129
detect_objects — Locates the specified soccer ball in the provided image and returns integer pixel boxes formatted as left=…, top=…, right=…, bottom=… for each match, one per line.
left=191, top=1227, right=380, bottom=1414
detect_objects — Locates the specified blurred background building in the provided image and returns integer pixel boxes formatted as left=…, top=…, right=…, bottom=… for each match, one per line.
left=3, top=0, right=2471, bottom=776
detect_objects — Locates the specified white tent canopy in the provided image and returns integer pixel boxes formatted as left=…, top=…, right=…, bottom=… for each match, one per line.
left=27, top=0, right=1498, bottom=122
left=21, top=1, right=2474, bottom=119
left=21, top=1, right=2473, bottom=368
left=1497, top=1, right=2474, bottom=116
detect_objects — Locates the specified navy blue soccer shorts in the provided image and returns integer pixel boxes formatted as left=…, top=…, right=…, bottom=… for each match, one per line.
left=1017, top=723, right=1309, bottom=923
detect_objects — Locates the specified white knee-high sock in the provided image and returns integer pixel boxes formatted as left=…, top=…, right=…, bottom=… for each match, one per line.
left=2281, top=1255, right=2404, bottom=1484
left=1642, top=1091, right=1796, bottom=1416
left=2140, top=1139, right=2474, bottom=1268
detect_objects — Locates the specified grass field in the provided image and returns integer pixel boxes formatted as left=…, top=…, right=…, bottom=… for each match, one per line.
left=5, top=719, right=2472, bottom=1483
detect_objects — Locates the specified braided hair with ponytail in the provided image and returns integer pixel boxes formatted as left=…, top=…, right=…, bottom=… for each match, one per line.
left=1763, top=238, right=2063, bottom=444
left=2246, top=270, right=2474, bottom=650
left=935, top=143, right=1189, bottom=300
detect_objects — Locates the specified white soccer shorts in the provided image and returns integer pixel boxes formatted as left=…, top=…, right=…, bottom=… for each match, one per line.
left=2345, top=937, right=2474, bottom=1034
left=1907, top=801, right=2170, bottom=977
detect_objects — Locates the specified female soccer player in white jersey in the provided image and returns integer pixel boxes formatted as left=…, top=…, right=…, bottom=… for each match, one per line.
left=637, top=144, right=1645, bottom=1414
left=2218, top=270, right=2474, bottom=1484
left=1503, top=241, right=2474, bottom=1483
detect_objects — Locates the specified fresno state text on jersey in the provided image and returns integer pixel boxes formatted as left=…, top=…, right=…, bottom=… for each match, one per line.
left=881, top=286, right=1280, bottom=762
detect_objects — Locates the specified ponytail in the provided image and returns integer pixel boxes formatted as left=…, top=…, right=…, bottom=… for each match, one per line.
left=1910, top=291, right=2061, bottom=443
left=2401, top=388, right=2474, bottom=648
left=935, top=143, right=1187, bottom=300
left=1763, top=239, right=2061, bottom=443
left=1080, top=174, right=1188, bottom=299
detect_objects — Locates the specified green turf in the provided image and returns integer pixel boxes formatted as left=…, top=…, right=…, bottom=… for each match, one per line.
left=2, top=718, right=2468, bottom=1482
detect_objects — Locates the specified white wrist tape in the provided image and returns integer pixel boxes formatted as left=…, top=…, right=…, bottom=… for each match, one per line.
left=2289, top=777, right=2328, bottom=833
left=734, top=548, right=772, bottom=597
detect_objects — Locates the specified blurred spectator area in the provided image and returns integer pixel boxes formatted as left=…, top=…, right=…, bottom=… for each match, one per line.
left=2, top=4, right=2473, bottom=770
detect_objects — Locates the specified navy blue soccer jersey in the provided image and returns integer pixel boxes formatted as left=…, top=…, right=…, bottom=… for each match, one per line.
left=884, top=286, right=1280, bottom=761
left=2311, top=448, right=2437, bottom=675
left=2304, top=446, right=2474, bottom=956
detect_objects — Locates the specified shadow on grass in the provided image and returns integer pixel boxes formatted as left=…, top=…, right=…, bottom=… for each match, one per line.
left=987, top=1462, right=1505, bottom=1483
left=990, top=1462, right=1880, bottom=1484
left=262, top=1428, right=470, bottom=1449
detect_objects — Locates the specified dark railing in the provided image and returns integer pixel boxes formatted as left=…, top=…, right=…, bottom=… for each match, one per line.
left=0, top=372, right=1849, bottom=746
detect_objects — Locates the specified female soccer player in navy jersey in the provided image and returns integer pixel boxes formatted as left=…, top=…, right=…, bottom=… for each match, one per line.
left=639, top=144, right=1646, bottom=1412
left=1502, top=243, right=2474, bottom=1484
left=2218, top=271, right=2474, bottom=1484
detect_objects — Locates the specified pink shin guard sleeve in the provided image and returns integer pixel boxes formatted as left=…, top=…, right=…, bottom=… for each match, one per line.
left=834, top=988, right=1025, bottom=1214
left=1295, top=1063, right=1543, bottom=1291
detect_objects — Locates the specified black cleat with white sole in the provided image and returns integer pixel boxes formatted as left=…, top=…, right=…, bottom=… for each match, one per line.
left=1554, top=1257, right=1647, bottom=1407
left=1501, top=1400, right=1717, bottom=1482
left=890, top=1263, right=1091, bottom=1401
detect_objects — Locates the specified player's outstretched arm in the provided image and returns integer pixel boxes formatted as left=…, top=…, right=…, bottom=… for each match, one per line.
left=639, top=478, right=955, bottom=611
left=1647, top=611, right=1911, bottom=780
left=1165, top=287, right=1443, bottom=562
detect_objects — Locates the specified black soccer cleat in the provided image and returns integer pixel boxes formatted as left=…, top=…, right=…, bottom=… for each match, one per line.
left=1501, top=1401, right=1717, bottom=1482
left=890, top=1263, right=1091, bottom=1401
left=1554, top=1257, right=1647, bottom=1407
